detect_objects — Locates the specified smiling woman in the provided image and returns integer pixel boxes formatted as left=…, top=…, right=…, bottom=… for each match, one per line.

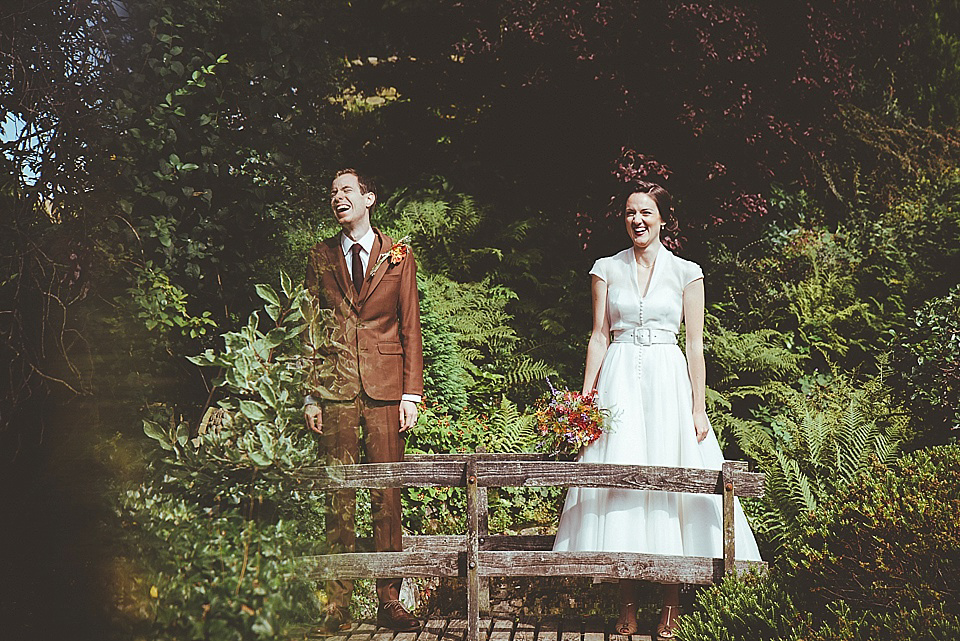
left=553, top=180, right=761, bottom=639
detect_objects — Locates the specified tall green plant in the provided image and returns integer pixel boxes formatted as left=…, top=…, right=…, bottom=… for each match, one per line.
left=733, top=367, right=907, bottom=551
left=116, top=274, right=333, bottom=639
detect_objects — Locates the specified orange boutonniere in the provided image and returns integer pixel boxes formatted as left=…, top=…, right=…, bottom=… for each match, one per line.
left=388, top=241, right=408, bottom=265
left=370, top=235, right=412, bottom=276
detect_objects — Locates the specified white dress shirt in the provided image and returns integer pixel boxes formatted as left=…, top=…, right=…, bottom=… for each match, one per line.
left=340, top=227, right=375, bottom=282
left=305, top=228, right=421, bottom=406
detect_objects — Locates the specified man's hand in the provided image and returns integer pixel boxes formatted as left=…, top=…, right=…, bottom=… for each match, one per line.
left=304, top=404, right=323, bottom=434
left=399, top=400, right=418, bottom=432
left=693, top=409, right=709, bottom=443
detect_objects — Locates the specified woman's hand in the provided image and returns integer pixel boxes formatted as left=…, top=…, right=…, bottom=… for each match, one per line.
left=693, top=409, right=709, bottom=443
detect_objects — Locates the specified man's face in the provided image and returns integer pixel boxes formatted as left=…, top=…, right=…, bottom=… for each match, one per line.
left=330, top=173, right=375, bottom=228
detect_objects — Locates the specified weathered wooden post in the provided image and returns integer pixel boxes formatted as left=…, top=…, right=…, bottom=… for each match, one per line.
left=721, top=461, right=736, bottom=576
left=474, top=448, right=491, bottom=615
left=466, top=455, right=481, bottom=641
left=477, top=483, right=491, bottom=614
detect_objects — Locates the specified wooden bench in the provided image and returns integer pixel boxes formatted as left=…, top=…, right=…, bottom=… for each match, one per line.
left=297, top=453, right=766, bottom=641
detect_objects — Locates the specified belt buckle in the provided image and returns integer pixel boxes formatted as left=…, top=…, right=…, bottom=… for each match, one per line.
left=634, top=328, right=652, bottom=346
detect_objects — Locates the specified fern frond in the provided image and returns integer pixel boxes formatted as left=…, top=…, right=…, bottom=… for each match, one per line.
left=505, top=356, right=555, bottom=385
left=486, top=396, right=538, bottom=452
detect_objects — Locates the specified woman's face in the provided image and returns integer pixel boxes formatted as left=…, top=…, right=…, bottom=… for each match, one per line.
left=624, top=192, right=663, bottom=249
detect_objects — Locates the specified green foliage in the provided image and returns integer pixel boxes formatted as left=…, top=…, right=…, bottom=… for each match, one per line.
left=704, top=314, right=805, bottom=450
left=709, top=222, right=886, bottom=374
left=416, top=273, right=553, bottom=404
left=679, top=447, right=960, bottom=641
left=381, top=189, right=556, bottom=409
left=125, top=261, right=216, bottom=337
left=116, top=274, right=330, bottom=639
left=403, top=396, right=544, bottom=535
left=119, top=491, right=319, bottom=640
left=732, top=367, right=907, bottom=552
left=783, top=445, right=960, bottom=638
left=891, top=285, right=960, bottom=442
left=676, top=570, right=811, bottom=641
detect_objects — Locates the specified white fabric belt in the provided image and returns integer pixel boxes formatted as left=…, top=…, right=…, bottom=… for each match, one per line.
left=611, top=328, right=678, bottom=346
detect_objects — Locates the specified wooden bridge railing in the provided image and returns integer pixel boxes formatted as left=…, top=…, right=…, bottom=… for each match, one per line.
left=296, top=453, right=767, bottom=641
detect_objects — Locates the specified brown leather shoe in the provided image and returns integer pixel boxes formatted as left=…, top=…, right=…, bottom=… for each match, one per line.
left=376, top=599, right=421, bottom=631
left=319, top=605, right=352, bottom=634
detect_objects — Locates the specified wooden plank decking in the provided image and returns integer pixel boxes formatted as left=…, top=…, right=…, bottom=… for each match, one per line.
left=292, top=617, right=654, bottom=641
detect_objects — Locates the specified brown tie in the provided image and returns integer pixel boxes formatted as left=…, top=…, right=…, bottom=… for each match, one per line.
left=351, top=243, right=364, bottom=294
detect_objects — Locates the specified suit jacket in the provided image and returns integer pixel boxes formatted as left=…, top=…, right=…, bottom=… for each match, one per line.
left=304, top=228, right=424, bottom=402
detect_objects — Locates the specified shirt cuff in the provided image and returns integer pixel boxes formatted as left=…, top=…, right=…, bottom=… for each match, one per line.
left=401, top=394, right=422, bottom=404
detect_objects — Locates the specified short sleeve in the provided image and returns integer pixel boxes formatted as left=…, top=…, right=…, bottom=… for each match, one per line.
left=683, top=261, right=704, bottom=288
left=588, top=258, right=606, bottom=282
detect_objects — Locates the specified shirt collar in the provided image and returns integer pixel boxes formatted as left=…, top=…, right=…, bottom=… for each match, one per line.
left=340, top=227, right=375, bottom=256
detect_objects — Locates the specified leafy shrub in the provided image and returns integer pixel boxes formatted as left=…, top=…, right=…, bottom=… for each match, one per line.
left=891, top=284, right=960, bottom=443
left=782, top=445, right=960, bottom=639
left=679, top=446, right=960, bottom=641
left=115, top=274, right=331, bottom=639
left=675, top=570, right=811, bottom=641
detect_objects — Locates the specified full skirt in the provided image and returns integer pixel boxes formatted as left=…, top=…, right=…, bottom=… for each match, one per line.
left=553, top=343, right=761, bottom=561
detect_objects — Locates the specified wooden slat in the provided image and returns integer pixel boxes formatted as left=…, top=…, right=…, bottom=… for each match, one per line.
left=722, top=461, right=736, bottom=576
left=351, top=622, right=377, bottom=641
left=299, top=624, right=352, bottom=641
left=297, top=461, right=466, bottom=489
left=354, top=535, right=463, bottom=553
left=478, top=619, right=491, bottom=641
left=476, top=551, right=766, bottom=585
left=371, top=630, right=396, bottom=641
left=406, top=453, right=546, bottom=462
left=445, top=618, right=468, bottom=641
left=537, top=619, right=558, bottom=641
left=295, top=461, right=763, bottom=498
left=419, top=619, right=448, bottom=641
left=609, top=634, right=652, bottom=641
left=477, top=485, right=491, bottom=615
left=394, top=534, right=555, bottom=553
left=301, top=551, right=461, bottom=579
left=513, top=620, right=535, bottom=641
left=475, top=462, right=765, bottom=497
left=466, top=458, right=480, bottom=641
left=480, top=535, right=553, bottom=551
left=559, top=620, right=579, bottom=641
left=489, top=619, right=514, bottom=641
left=395, top=633, right=419, bottom=641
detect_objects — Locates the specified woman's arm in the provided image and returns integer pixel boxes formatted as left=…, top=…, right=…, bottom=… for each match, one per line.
left=682, top=278, right=709, bottom=442
left=582, top=275, right=611, bottom=395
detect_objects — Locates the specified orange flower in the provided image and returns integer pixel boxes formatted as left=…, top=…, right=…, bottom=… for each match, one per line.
left=388, top=242, right=408, bottom=265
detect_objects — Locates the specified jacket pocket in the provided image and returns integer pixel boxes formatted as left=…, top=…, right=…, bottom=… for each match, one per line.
left=378, top=342, right=403, bottom=355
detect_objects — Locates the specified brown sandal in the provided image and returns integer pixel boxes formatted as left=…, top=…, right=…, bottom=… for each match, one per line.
left=616, top=601, right=638, bottom=635
left=656, top=604, right=678, bottom=639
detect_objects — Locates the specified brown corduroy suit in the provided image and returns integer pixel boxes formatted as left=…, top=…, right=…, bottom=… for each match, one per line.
left=305, top=228, right=423, bottom=607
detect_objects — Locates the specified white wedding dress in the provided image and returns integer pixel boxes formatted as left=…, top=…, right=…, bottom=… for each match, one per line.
left=553, top=247, right=761, bottom=561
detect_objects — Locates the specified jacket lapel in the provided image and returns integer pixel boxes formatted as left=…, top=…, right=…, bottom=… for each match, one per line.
left=359, top=229, right=392, bottom=304
left=324, top=235, right=358, bottom=309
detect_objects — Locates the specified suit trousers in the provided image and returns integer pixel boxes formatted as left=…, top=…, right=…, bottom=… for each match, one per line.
left=320, top=394, right=404, bottom=607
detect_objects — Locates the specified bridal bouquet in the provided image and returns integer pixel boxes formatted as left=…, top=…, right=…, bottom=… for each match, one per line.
left=534, top=378, right=610, bottom=458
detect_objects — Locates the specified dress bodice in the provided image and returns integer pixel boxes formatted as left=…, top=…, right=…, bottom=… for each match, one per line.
left=590, top=247, right=703, bottom=335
